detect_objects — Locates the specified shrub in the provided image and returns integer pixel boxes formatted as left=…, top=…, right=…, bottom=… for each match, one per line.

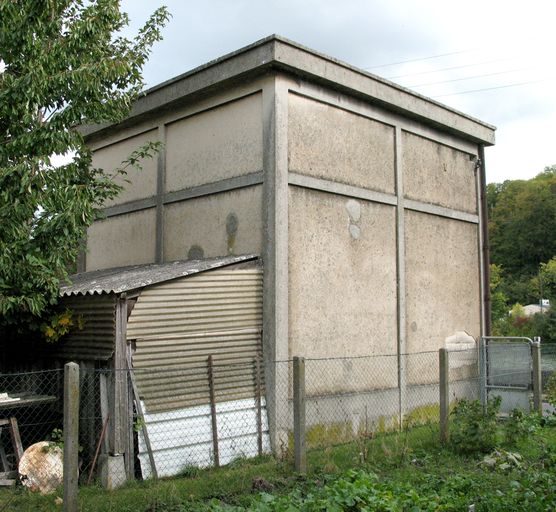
left=450, top=396, right=501, bottom=454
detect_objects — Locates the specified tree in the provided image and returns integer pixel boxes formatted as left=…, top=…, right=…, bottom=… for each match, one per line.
left=0, top=1, right=169, bottom=330
left=489, top=166, right=556, bottom=276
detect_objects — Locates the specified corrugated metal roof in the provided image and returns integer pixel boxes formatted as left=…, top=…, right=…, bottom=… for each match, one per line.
left=60, top=254, right=259, bottom=297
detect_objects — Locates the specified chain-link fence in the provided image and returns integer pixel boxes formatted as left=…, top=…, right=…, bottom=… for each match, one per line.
left=0, top=369, right=63, bottom=493
left=277, top=350, right=480, bottom=456
left=4, top=342, right=551, bottom=494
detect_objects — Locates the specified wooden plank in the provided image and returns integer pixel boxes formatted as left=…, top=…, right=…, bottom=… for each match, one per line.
left=0, top=479, right=15, bottom=486
left=127, top=356, right=158, bottom=480
left=114, top=295, right=131, bottom=480
left=0, top=471, right=16, bottom=479
left=8, top=418, right=23, bottom=464
left=0, top=438, right=9, bottom=472
left=207, top=355, right=220, bottom=468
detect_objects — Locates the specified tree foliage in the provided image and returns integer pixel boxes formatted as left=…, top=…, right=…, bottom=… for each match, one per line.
left=0, top=1, right=169, bottom=329
left=488, top=166, right=556, bottom=276
left=488, top=167, right=556, bottom=341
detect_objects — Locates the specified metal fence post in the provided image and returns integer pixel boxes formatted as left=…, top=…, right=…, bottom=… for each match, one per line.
left=293, top=356, right=306, bottom=474
left=439, top=348, right=450, bottom=444
left=63, top=362, right=80, bottom=512
left=479, top=337, right=487, bottom=408
left=532, top=337, right=542, bottom=414
left=207, top=355, right=220, bottom=468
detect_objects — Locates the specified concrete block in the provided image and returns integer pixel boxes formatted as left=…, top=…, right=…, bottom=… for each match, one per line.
left=99, top=454, right=127, bottom=490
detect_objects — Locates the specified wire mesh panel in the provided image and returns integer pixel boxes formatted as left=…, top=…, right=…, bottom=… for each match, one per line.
left=0, top=369, right=64, bottom=493
left=482, top=337, right=533, bottom=413
left=303, top=355, right=400, bottom=449
left=448, top=348, right=480, bottom=405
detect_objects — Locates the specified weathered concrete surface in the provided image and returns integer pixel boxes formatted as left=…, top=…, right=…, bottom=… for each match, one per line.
left=92, top=129, right=159, bottom=207
left=163, top=186, right=263, bottom=261
left=82, top=36, right=495, bottom=146
left=86, top=209, right=156, bottom=271
left=165, top=94, right=263, bottom=192
left=288, top=187, right=398, bottom=384
left=402, top=131, right=478, bottom=214
left=405, top=210, right=480, bottom=384
left=288, top=94, right=395, bottom=194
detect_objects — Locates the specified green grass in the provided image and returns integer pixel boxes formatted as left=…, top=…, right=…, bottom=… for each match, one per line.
left=2, top=421, right=556, bottom=511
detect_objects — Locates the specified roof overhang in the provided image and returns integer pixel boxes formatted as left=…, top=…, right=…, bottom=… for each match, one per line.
left=60, top=254, right=259, bottom=297
left=80, top=35, right=495, bottom=146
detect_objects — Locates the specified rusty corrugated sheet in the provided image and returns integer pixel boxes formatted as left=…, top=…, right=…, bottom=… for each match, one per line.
left=51, top=295, right=117, bottom=360
left=128, top=269, right=264, bottom=412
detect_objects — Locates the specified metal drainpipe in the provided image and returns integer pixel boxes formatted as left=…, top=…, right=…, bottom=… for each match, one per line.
left=478, top=144, right=492, bottom=336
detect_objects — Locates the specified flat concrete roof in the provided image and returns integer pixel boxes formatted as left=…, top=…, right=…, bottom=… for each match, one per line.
left=82, top=35, right=495, bottom=145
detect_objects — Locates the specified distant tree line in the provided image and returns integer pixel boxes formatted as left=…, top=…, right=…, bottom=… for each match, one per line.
left=488, top=166, right=556, bottom=341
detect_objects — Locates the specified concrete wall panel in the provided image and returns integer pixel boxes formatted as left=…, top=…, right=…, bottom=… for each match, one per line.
left=92, top=130, right=159, bottom=207
left=288, top=94, right=395, bottom=194
left=402, top=131, right=477, bottom=213
left=288, top=187, right=398, bottom=392
left=405, top=210, right=480, bottom=384
left=86, top=209, right=156, bottom=271
left=165, top=94, right=263, bottom=192
left=163, top=186, right=263, bottom=261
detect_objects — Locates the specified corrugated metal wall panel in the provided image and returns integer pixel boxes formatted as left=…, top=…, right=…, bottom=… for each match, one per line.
left=127, top=270, right=262, bottom=340
left=128, top=269, right=264, bottom=413
left=133, top=330, right=264, bottom=412
left=51, top=295, right=117, bottom=361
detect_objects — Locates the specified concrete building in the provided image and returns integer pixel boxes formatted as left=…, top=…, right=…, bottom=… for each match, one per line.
left=78, top=35, right=495, bottom=453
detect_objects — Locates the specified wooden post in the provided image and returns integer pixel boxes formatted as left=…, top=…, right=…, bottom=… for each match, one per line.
left=207, top=355, right=220, bottom=467
left=255, top=354, right=263, bottom=456
left=63, top=362, right=80, bottom=512
left=7, top=418, right=23, bottom=465
left=532, top=338, right=542, bottom=415
left=439, top=348, right=449, bottom=445
left=293, top=356, right=306, bottom=474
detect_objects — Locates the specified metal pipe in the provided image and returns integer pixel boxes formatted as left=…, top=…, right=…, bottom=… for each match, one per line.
left=478, top=145, right=492, bottom=335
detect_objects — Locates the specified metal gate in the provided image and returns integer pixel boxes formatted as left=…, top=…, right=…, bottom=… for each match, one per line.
left=480, top=336, right=534, bottom=413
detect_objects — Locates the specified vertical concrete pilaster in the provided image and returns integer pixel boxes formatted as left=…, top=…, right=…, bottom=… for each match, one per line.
left=155, top=124, right=166, bottom=263
left=262, top=75, right=290, bottom=453
left=394, top=126, right=407, bottom=426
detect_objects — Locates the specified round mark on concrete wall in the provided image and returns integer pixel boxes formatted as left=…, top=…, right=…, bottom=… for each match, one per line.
left=349, top=224, right=361, bottom=240
left=410, top=321, right=418, bottom=332
left=346, top=199, right=361, bottom=223
left=226, top=212, right=239, bottom=236
left=188, top=245, right=204, bottom=260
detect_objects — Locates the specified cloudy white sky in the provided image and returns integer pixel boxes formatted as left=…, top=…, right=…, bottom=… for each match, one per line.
left=122, top=0, right=556, bottom=184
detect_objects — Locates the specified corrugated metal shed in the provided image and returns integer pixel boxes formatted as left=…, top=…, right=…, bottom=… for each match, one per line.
left=128, top=268, right=264, bottom=411
left=52, top=294, right=117, bottom=361
left=60, top=254, right=258, bottom=296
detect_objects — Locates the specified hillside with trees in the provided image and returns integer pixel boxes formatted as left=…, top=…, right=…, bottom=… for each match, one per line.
left=488, top=166, right=556, bottom=341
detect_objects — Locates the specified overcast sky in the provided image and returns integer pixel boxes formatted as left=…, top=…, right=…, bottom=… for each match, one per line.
left=122, top=0, right=556, bottom=184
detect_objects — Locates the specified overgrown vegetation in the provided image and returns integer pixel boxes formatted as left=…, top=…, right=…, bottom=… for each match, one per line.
left=3, top=406, right=556, bottom=511
left=0, top=1, right=169, bottom=335
left=450, top=396, right=501, bottom=454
